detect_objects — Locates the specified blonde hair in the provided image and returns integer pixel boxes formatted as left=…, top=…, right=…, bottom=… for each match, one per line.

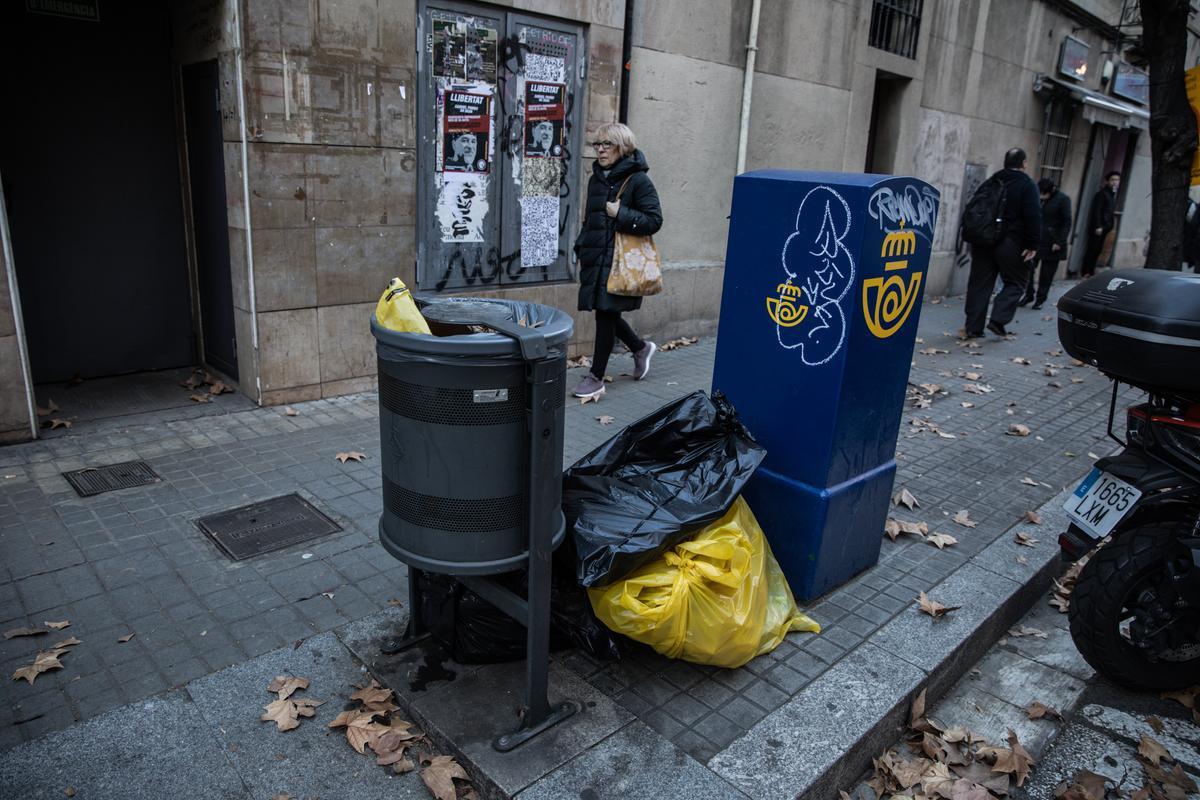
left=594, top=122, right=637, bottom=156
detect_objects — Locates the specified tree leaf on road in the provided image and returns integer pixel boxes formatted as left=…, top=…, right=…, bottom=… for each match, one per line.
left=420, top=754, right=470, bottom=800
left=3, top=627, right=48, bottom=639
left=190, top=394, right=213, bottom=404
left=961, top=401, right=975, bottom=408
left=284, top=407, right=299, bottom=416
left=1024, top=511, right=1043, bottom=525
left=1025, top=702, right=1061, bottom=720
left=1008, top=626, right=1047, bottom=639
left=952, top=510, right=977, bottom=528
left=36, top=399, right=59, bottom=417
left=267, top=676, right=310, bottom=701
left=918, top=591, right=961, bottom=619
left=1015, top=531, right=1039, bottom=547
left=1021, top=477, right=1039, bottom=486
left=1007, top=423, right=1032, bottom=437
left=595, top=415, right=615, bottom=425
left=579, top=394, right=600, bottom=405
left=1146, top=715, right=1165, bottom=734
left=117, top=633, right=135, bottom=643
left=1137, top=733, right=1171, bottom=767
left=1012, top=357, right=1031, bottom=365
left=893, top=488, right=920, bottom=509
left=926, top=532, right=959, bottom=549
left=261, top=698, right=301, bottom=731
left=12, top=646, right=74, bottom=684
left=43, top=418, right=73, bottom=429
left=45, top=621, right=69, bottom=630
left=335, top=451, right=367, bottom=463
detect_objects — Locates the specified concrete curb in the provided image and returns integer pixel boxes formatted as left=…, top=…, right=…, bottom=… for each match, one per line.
left=707, top=486, right=1078, bottom=798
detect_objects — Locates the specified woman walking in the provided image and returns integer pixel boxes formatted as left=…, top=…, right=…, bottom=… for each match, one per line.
left=572, top=122, right=662, bottom=401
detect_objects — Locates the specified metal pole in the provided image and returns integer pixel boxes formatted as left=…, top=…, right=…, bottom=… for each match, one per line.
left=735, top=0, right=763, bottom=175
left=619, top=0, right=634, bottom=123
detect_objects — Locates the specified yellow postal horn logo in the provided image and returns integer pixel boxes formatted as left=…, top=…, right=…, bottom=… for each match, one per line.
left=862, top=220, right=922, bottom=339
left=766, top=281, right=809, bottom=328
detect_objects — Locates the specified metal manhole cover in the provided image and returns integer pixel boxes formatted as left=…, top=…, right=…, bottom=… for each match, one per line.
left=63, top=461, right=162, bottom=497
left=197, top=494, right=341, bottom=561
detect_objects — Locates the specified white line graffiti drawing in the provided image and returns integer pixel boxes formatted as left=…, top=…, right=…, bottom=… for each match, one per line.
left=777, top=185, right=855, bottom=365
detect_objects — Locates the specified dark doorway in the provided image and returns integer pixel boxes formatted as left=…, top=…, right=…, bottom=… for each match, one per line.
left=865, top=71, right=908, bottom=174
left=183, top=60, right=238, bottom=379
left=1069, top=125, right=1138, bottom=273
left=0, top=4, right=193, bottom=383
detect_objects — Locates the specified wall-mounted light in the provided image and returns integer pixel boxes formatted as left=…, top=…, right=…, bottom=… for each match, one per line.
left=1101, top=59, right=1114, bottom=86
left=1059, top=35, right=1090, bottom=82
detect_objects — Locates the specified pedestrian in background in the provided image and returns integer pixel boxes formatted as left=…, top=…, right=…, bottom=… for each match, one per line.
left=1079, top=171, right=1119, bottom=277
left=962, top=148, right=1041, bottom=338
left=1020, top=178, right=1071, bottom=310
left=572, top=122, right=661, bottom=401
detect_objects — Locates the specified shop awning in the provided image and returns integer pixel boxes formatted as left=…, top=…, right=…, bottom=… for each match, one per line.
left=1033, top=74, right=1150, bottom=130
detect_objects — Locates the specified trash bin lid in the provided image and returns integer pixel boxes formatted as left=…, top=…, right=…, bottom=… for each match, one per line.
left=372, top=296, right=573, bottom=360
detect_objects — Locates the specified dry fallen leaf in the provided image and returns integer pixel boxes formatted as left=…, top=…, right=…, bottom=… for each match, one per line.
left=1024, top=511, right=1043, bottom=525
left=350, top=680, right=398, bottom=713
left=11, top=647, right=70, bottom=685
left=36, top=399, right=59, bottom=417
left=267, top=675, right=310, bottom=701
left=660, top=336, right=699, bottom=351
left=117, top=633, right=135, bottom=643
left=1016, top=554, right=1029, bottom=565
left=892, top=488, right=920, bottom=510
left=3, top=627, right=48, bottom=639
left=1160, top=685, right=1198, bottom=710
left=962, top=382, right=995, bottom=395
left=1138, top=733, right=1171, bottom=767
left=284, top=406, right=299, bottom=416
left=961, top=401, right=975, bottom=409
left=1045, top=367, right=1060, bottom=377
left=420, top=755, right=470, bottom=800
left=386, top=598, right=404, bottom=607
left=1146, top=715, right=1165, bottom=734
left=335, top=451, right=367, bottom=463
left=1012, top=357, right=1031, bottom=365
left=1071, top=377, right=1085, bottom=384
left=991, top=729, right=1035, bottom=786
left=262, top=698, right=302, bottom=731
left=579, top=394, right=600, bottom=405
left=43, top=418, right=73, bottom=429
left=1007, top=423, right=1032, bottom=437
left=1009, top=625, right=1048, bottom=638
left=917, top=591, right=961, bottom=619
left=925, top=531, right=959, bottom=550
left=595, top=415, right=615, bottom=426
left=45, top=620, right=69, bottom=630
left=919, top=347, right=949, bottom=355
left=952, top=510, right=978, bottom=528
left=1015, top=531, right=1039, bottom=547
left=1056, top=769, right=1110, bottom=800
left=190, top=393, right=213, bottom=403
left=330, top=709, right=390, bottom=754
left=53, top=637, right=82, bottom=648
left=209, top=381, right=233, bottom=395
left=1020, top=477, right=1039, bottom=486
left=1026, top=701, right=1061, bottom=720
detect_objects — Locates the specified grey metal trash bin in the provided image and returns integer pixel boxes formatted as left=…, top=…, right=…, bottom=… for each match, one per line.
left=370, top=296, right=576, bottom=751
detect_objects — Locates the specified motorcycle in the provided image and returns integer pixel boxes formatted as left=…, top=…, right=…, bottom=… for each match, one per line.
left=1056, top=269, right=1200, bottom=691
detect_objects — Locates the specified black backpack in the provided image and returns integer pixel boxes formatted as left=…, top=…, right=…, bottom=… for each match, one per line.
left=961, top=175, right=1012, bottom=246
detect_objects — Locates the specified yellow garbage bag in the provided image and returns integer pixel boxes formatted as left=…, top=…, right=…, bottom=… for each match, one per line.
left=375, top=278, right=431, bottom=334
left=588, top=496, right=820, bottom=668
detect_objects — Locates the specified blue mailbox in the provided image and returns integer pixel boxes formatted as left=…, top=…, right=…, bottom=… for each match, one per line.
left=712, top=171, right=940, bottom=601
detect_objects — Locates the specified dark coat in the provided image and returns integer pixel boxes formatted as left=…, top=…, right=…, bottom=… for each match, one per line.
left=574, top=149, right=663, bottom=313
left=992, top=168, right=1042, bottom=252
left=1088, top=187, right=1116, bottom=234
left=1037, top=190, right=1072, bottom=261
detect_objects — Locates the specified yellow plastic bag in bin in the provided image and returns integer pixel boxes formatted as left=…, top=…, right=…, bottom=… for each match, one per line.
left=587, top=496, right=819, bottom=668
left=375, top=278, right=431, bottom=334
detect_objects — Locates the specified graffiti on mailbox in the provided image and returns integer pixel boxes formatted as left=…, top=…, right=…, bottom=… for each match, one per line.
left=772, top=186, right=856, bottom=365
left=862, top=221, right=923, bottom=338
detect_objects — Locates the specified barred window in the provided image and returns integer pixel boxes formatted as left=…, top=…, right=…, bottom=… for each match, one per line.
left=869, top=0, right=924, bottom=60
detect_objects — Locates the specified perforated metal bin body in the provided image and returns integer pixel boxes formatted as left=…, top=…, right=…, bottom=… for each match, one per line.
left=371, top=299, right=572, bottom=575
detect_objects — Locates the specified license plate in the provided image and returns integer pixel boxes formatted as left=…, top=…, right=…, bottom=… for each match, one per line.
left=1063, top=467, right=1142, bottom=539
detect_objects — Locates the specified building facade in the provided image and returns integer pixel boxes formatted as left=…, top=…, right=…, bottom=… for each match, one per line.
left=0, top=0, right=1186, bottom=441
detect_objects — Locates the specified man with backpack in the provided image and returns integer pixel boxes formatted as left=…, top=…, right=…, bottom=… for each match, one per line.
left=960, top=147, right=1042, bottom=338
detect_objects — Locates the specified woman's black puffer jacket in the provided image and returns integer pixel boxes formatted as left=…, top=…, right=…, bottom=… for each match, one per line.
left=574, top=149, right=663, bottom=313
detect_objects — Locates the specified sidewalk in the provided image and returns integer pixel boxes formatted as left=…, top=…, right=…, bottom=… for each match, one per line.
left=0, top=285, right=1127, bottom=797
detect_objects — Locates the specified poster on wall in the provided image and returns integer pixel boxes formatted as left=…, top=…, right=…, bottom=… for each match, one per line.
left=432, top=18, right=465, bottom=78
left=524, top=82, right=565, bottom=158
left=465, top=25, right=497, bottom=83
left=442, top=90, right=491, bottom=173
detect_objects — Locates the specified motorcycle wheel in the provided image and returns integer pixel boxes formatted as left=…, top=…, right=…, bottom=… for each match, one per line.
left=1068, top=521, right=1200, bottom=691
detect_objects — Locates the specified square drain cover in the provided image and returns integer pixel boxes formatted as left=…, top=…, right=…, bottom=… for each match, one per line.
left=198, top=494, right=341, bottom=561
left=63, top=461, right=162, bottom=497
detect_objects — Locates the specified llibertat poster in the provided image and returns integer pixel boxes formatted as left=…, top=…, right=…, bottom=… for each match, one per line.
left=441, top=89, right=491, bottom=174
left=523, top=81, right=565, bottom=159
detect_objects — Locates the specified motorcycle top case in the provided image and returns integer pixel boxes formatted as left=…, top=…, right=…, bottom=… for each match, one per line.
left=1057, top=269, right=1200, bottom=396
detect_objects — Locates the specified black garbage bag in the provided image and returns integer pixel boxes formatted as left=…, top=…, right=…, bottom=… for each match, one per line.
left=413, top=539, right=622, bottom=664
left=563, top=390, right=766, bottom=587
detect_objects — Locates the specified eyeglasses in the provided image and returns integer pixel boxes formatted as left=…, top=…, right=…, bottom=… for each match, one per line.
left=590, top=140, right=617, bottom=151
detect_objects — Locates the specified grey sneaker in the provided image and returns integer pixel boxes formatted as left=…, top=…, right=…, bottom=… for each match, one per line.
left=632, top=341, right=656, bottom=380
left=572, top=373, right=606, bottom=399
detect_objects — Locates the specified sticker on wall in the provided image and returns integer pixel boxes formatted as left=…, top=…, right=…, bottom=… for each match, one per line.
left=465, top=25, right=497, bottom=83
left=520, top=196, right=559, bottom=267
left=521, top=158, right=561, bottom=197
left=442, top=90, right=491, bottom=173
left=437, top=174, right=490, bottom=243
left=771, top=185, right=856, bottom=366
left=523, top=53, right=565, bottom=83
left=524, top=82, right=566, bottom=159
left=432, top=18, right=465, bottom=78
